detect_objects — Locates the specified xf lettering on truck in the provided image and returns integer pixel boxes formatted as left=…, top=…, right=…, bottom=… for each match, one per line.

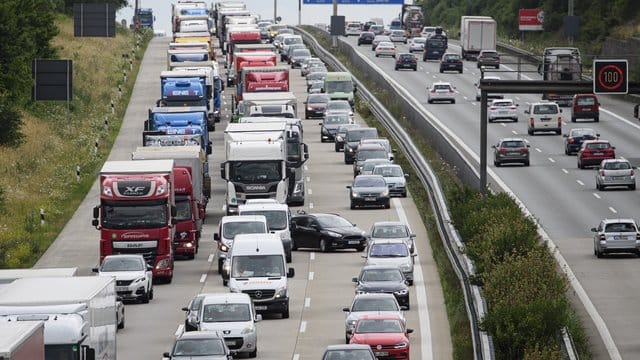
left=124, top=186, right=147, bottom=196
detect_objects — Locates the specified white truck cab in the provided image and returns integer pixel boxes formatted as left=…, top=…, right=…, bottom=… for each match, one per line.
left=227, top=234, right=295, bottom=319
left=238, top=201, right=293, bottom=263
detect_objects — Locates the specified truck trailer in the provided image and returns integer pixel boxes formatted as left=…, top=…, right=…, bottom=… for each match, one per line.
left=0, top=277, right=117, bottom=360
left=92, top=160, right=176, bottom=283
left=539, top=47, right=582, bottom=106
left=0, top=321, right=45, bottom=360
left=460, top=16, right=496, bottom=60
left=238, top=65, right=290, bottom=102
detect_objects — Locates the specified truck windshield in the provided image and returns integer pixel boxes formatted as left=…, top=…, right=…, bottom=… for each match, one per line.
left=326, top=80, right=353, bottom=93
left=241, top=210, right=287, bottom=231
left=102, top=203, right=167, bottom=229
left=232, top=255, right=285, bottom=277
left=175, top=197, right=192, bottom=221
left=229, top=161, right=282, bottom=183
left=45, top=344, right=80, bottom=360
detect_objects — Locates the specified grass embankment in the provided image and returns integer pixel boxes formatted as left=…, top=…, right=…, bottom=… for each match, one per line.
left=302, top=26, right=590, bottom=359
left=0, top=15, right=151, bottom=267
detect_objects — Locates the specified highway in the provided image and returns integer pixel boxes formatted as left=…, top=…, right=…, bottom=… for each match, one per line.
left=338, top=34, right=640, bottom=359
left=35, top=34, right=453, bottom=359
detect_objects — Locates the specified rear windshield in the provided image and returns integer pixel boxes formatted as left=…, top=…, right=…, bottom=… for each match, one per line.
left=605, top=222, right=636, bottom=232
left=603, top=161, right=631, bottom=170
left=434, top=84, right=451, bottom=90
left=481, top=51, right=498, bottom=58
left=576, top=97, right=596, bottom=106
left=374, top=166, right=404, bottom=177
left=347, top=129, right=378, bottom=141
left=284, top=37, right=302, bottom=45
left=222, top=221, right=266, bottom=239
left=500, top=140, right=525, bottom=148
left=533, top=104, right=558, bottom=114
left=585, top=142, right=611, bottom=150
left=293, top=49, right=311, bottom=57
left=357, top=150, right=387, bottom=161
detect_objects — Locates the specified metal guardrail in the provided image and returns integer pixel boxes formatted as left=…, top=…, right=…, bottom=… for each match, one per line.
left=294, top=26, right=494, bottom=360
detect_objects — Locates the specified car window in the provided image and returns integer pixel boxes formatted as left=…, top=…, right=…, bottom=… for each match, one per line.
left=493, top=101, right=512, bottom=107
left=604, top=161, right=630, bottom=170
left=352, top=297, right=399, bottom=311
left=577, top=97, right=596, bottom=106
left=434, top=84, right=451, bottom=90
left=354, top=177, right=386, bottom=187
left=222, top=221, right=266, bottom=239
left=362, top=269, right=403, bottom=282
left=324, top=349, right=374, bottom=360
left=372, top=224, right=408, bottom=238
left=102, top=257, right=144, bottom=271
left=369, top=242, right=409, bottom=257
left=357, top=150, right=387, bottom=161
left=173, top=338, right=226, bottom=356
left=571, top=129, right=595, bottom=137
left=533, top=104, right=558, bottom=114
left=325, top=115, right=350, bottom=125
left=292, top=216, right=308, bottom=227
left=586, top=142, right=610, bottom=150
left=399, top=54, right=413, bottom=60
left=605, top=222, right=636, bottom=232
left=240, top=210, right=287, bottom=230
left=293, top=49, right=311, bottom=57
left=356, top=319, right=403, bottom=333
left=347, top=129, right=377, bottom=142
left=444, top=54, right=460, bottom=61
left=501, top=141, right=525, bottom=148
left=316, top=214, right=352, bottom=228
left=373, top=166, right=403, bottom=177
left=308, top=95, right=329, bottom=103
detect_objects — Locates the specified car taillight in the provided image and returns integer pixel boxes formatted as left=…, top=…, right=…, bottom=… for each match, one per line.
left=568, top=137, right=575, bottom=143
left=509, top=106, right=516, bottom=110
left=499, top=148, right=507, bottom=153
left=599, top=234, right=605, bottom=241
left=490, top=107, right=496, bottom=110
left=449, top=88, right=454, bottom=93
left=557, top=117, right=562, bottom=126
left=431, top=89, right=436, bottom=93
left=599, top=169, right=605, bottom=176
left=631, top=169, right=635, bottom=176
left=411, top=59, right=416, bottom=63
left=530, top=118, right=534, bottom=126
left=520, top=147, right=529, bottom=154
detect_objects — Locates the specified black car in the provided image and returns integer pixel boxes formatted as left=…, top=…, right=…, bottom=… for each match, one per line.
left=394, top=53, right=417, bottom=71
left=181, top=293, right=207, bottom=331
left=357, top=31, right=375, bottom=46
left=344, top=127, right=379, bottom=164
left=439, top=53, right=463, bottom=73
left=477, top=50, right=500, bottom=69
left=563, top=128, right=599, bottom=155
left=352, top=265, right=410, bottom=309
left=290, top=212, right=367, bottom=252
left=304, top=94, right=330, bottom=119
left=320, top=112, right=352, bottom=142
left=334, top=124, right=360, bottom=152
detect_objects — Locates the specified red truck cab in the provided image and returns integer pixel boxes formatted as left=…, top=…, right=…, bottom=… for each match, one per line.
left=173, top=167, right=199, bottom=259
left=572, top=94, right=600, bottom=122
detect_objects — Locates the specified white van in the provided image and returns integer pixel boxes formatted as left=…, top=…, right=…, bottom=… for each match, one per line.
left=197, top=292, right=261, bottom=357
left=238, top=201, right=293, bottom=263
left=228, top=234, right=295, bottom=318
left=214, top=215, right=268, bottom=274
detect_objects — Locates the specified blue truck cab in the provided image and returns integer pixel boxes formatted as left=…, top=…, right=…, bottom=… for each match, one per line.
left=136, top=8, right=155, bottom=29
left=146, top=106, right=212, bottom=156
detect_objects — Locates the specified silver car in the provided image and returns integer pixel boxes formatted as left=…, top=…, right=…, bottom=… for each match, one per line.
left=363, top=239, right=415, bottom=284
left=342, top=293, right=405, bottom=343
left=592, top=218, right=640, bottom=258
left=369, top=221, right=415, bottom=253
left=372, top=164, right=408, bottom=197
left=163, top=331, right=233, bottom=360
left=359, top=158, right=392, bottom=176
left=596, top=159, right=636, bottom=190
left=427, top=82, right=456, bottom=104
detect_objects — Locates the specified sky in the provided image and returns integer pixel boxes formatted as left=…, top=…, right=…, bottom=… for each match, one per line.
left=117, top=0, right=411, bottom=36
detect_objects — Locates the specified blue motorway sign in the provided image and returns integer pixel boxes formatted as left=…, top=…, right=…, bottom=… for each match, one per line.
left=303, top=0, right=404, bottom=4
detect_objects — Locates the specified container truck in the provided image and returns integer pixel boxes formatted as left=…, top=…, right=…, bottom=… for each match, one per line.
left=221, top=123, right=289, bottom=215
left=226, top=29, right=262, bottom=60
left=92, top=160, right=176, bottom=283
left=460, top=16, right=496, bottom=60
left=0, top=321, right=44, bottom=360
left=538, top=47, right=582, bottom=106
left=132, top=146, right=208, bottom=258
left=169, top=65, right=223, bottom=126
left=158, top=70, right=217, bottom=130
left=171, top=1, right=210, bottom=33
left=0, top=276, right=117, bottom=360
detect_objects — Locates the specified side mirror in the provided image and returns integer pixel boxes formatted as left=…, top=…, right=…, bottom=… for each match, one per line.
left=163, top=353, right=171, bottom=358
left=352, top=277, right=358, bottom=283
left=524, top=109, right=530, bottom=114
left=214, top=233, right=220, bottom=241
left=171, top=205, right=177, bottom=218
left=612, top=146, right=616, bottom=150
left=590, top=227, right=597, bottom=232
left=361, top=255, right=366, bottom=258
left=207, top=142, right=212, bottom=155
left=181, top=307, right=189, bottom=312
left=255, top=314, right=262, bottom=322
left=526, top=144, right=531, bottom=148
left=491, top=145, right=496, bottom=149
left=404, top=174, right=409, bottom=178
left=92, top=267, right=99, bottom=273
left=318, top=122, right=323, bottom=125
left=407, top=328, right=414, bottom=334
left=346, top=185, right=352, bottom=189
left=410, top=233, right=416, bottom=238
left=92, top=219, right=99, bottom=227
left=559, top=109, right=563, bottom=113
left=342, top=307, right=350, bottom=312
left=93, top=206, right=99, bottom=219
left=147, top=264, right=153, bottom=271
left=220, top=162, right=226, bottom=179
left=562, top=134, right=568, bottom=138
left=287, top=267, right=295, bottom=278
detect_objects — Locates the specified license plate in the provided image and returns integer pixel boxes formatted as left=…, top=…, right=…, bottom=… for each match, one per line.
left=541, top=118, right=551, bottom=122
left=593, top=152, right=603, bottom=156
left=613, top=235, right=632, bottom=240
left=116, top=286, right=128, bottom=292
left=348, top=240, right=360, bottom=244
left=375, top=352, right=389, bottom=357
left=365, top=197, right=376, bottom=201
left=507, top=152, right=520, bottom=156
left=225, top=340, right=236, bottom=346
left=582, top=108, right=590, bottom=111
left=255, top=305, right=267, bottom=310
left=499, top=111, right=508, bottom=114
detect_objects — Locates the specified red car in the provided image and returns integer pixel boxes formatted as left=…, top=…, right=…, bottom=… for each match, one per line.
left=577, top=139, right=615, bottom=169
left=349, top=314, right=412, bottom=360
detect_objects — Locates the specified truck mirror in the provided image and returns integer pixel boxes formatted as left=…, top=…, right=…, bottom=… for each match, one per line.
left=155, top=99, right=161, bottom=107
left=92, top=267, right=99, bottom=273
left=82, top=346, right=95, bottom=360
left=220, top=163, right=226, bottom=179
left=91, top=219, right=99, bottom=227
left=207, top=142, right=212, bottom=155
left=287, top=267, right=295, bottom=278
left=214, top=233, right=220, bottom=241
left=171, top=205, right=177, bottom=218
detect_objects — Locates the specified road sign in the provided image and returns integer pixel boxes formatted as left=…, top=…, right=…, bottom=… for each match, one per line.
left=303, top=0, right=404, bottom=4
left=593, top=59, right=628, bottom=94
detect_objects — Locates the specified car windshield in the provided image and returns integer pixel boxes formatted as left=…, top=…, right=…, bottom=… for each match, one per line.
left=372, top=224, right=408, bottom=238
left=308, top=95, right=329, bottom=104
left=362, top=269, right=404, bottom=282
left=347, top=129, right=377, bottom=142
left=412, top=37, right=426, bottom=44
left=316, top=214, right=353, bottom=228
left=102, top=203, right=167, bottom=229
left=173, top=338, right=226, bottom=356
left=533, top=104, right=558, bottom=114
left=352, top=298, right=399, bottom=312
left=231, top=255, right=285, bottom=277
left=324, top=349, right=374, bottom=360
left=369, top=243, right=409, bottom=257
left=283, top=37, right=302, bottom=45
left=434, top=84, right=451, bottom=90
left=444, top=54, right=460, bottom=61
left=399, top=54, right=414, bottom=60
left=363, top=160, right=389, bottom=171
left=353, top=177, right=386, bottom=187
left=603, top=161, right=631, bottom=170
left=481, top=51, right=498, bottom=58
left=585, top=142, right=611, bottom=150
left=355, top=319, right=403, bottom=333
left=202, top=303, right=252, bottom=323
left=293, top=49, right=311, bottom=57
left=101, top=257, right=144, bottom=272
left=605, top=222, right=636, bottom=232
left=222, top=221, right=266, bottom=239
left=357, top=150, right=387, bottom=161
left=308, top=72, right=327, bottom=80
left=577, top=97, right=596, bottom=106
left=500, top=140, right=525, bottom=148
left=373, top=166, right=404, bottom=177
left=240, top=210, right=287, bottom=231
left=325, top=115, right=350, bottom=125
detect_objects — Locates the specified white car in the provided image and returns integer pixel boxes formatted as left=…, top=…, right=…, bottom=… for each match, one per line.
left=346, top=22, right=362, bottom=36
left=420, top=26, right=437, bottom=38
left=375, top=41, right=396, bottom=58
left=488, top=99, right=519, bottom=122
left=93, top=254, right=153, bottom=303
left=408, top=37, right=426, bottom=52
left=342, top=293, right=406, bottom=343
left=371, top=35, right=391, bottom=50
left=475, top=76, right=503, bottom=101
left=427, top=82, right=456, bottom=104
left=526, top=102, right=563, bottom=135
left=389, top=30, right=407, bottom=43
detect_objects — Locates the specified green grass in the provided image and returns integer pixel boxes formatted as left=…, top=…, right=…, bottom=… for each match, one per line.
left=0, top=15, right=152, bottom=268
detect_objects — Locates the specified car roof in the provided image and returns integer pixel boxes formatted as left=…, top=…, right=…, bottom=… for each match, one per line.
left=491, top=98, right=513, bottom=103
left=498, top=137, right=526, bottom=142
left=361, top=264, right=405, bottom=271
left=177, top=330, right=225, bottom=340
left=372, top=220, right=407, bottom=227
left=601, top=218, right=637, bottom=224
left=582, top=139, right=610, bottom=144
left=354, top=292, right=397, bottom=300
left=354, top=174, right=385, bottom=180
left=432, top=81, right=452, bottom=86
left=357, top=143, right=385, bottom=150
left=369, top=238, right=407, bottom=245
left=601, top=158, right=629, bottom=163
left=325, top=344, right=373, bottom=351
left=356, top=313, right=404, bottom=321
left=201, top=292, right=252, bottom=304
left=362, top=158, right=391, bottom=164
left=104, top=254, right=144, bottom=260
left=220, top=215, right=267, bottom=224
left=482, top=76, right=501, bottom=81
left=530, top=101, right=558, bottom=106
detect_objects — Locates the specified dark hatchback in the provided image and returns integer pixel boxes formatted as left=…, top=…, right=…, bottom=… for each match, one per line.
left=357, top=31, right=375, bottom=45
left=563, top=128, right=599, bottom=155
left=439, top=53, right=463, bottom=73
left=394, top=53, right=417, bottom=71
left=291, top=212, right=367, bottom=252
left=304, top=94, right=330, bottom=119
left=344, top=127, right=379, bottom=164
left=352, top=265, right=410, bottom=310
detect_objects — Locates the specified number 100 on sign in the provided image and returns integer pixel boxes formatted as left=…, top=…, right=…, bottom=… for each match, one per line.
left=593, top=59, right=628, bottom=94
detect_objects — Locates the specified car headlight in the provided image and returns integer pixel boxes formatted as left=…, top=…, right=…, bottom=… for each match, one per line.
left=325, top=230, right=342, bottom=238
left=393, top=342, right=408, bottom=349
left=348, top=319, right=357, bottom=327
left=351, top=192, right=359, bottom=197
left=229, top=286, right=240, bottom=293
left=382, top=189, right=389, bottom=196
left=348, top=147, right=354, bottom=153
left=132, top=277, right=146, bottom=284
left=241, top=326, right=255, bottom=335
left=400, top=262, right=412, bottom=272
left=336, top=135, right=343, bottom=141
left=275, top=286, right=287, bottom=298
left=219, top=243, right=229, bottom=252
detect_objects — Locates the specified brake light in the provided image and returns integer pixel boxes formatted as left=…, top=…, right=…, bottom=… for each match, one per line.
left=509, top=106, right=516, bottom=110
left=520, top=147, right=529, bottom=154
left=498, top=148, right=507, bottom=153
left=599, top=169, right=605, bottom=176
left=568, top=137, right=575, bottom=143
left=636, top=232, right=640, bottom=241
left=599, top=234, right=605, bottom=241
left=490, top=107, right=496, bottom=110
left=530, top=118, right=534, bottom=126
left=631, top=169, right=635, bottom=176
left=431, top=88, right=436, bottom=93
left=449, top=88, right=454, bottom=93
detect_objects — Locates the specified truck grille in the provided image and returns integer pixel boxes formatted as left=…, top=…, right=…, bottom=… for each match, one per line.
left=243, top=289, right=275, bottom=300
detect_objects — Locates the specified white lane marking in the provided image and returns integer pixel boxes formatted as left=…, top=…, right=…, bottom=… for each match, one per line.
left=299, top=321, right=307, bottom=333
left=593, top=193, right=601, bottom=199
left=392, top=197, right=433, bottom=360
left=199, top=274, right=207, bottom=283
left=462, top=96, right=468, bottom=100
left=562, top=169, right=569, bottom=174
left=293, top=354, right=300, bottom=360
left=310, top=252, right=315, bottom=260
left=577, top=180, right=585, bottom=186
left=511, top=130, right=518, bottom=135
left=175, top=324, right=184, bottom=336
left=609, top=207, right=618, bottom=214
left=515, top=96, right=521, bottom=101
left=309, top=202, right=314, bottom=209
left=500, top=123, right=506, bottom=128
left=207, top=254, right=214, bottom=262
left=308, top=189, right=313, bottom=195
left=308, top=272, right=314, bottom=280
left=305, top=297, right=311, bottom=308
left=304, top=165, right=309, bottom=171
left=548, top=157, right=556, bottom=163
left=306, top=176, right=311, bottom=182
left=535, top=148, right=542, bottom=153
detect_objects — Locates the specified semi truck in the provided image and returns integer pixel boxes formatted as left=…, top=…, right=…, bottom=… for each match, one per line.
left=170, top=65, right=223, bottom=126
left=539, top=47, right=582, bottom=106
left=221, top=123, right=289, bottom=215
left=236, top=91, right=298, bottom=117
left=229, top=52, right=278, bottom=87
left=0, top=276, right=117, bottom=360
left=460, top=16, right=496, bottom=60
left=238, top=65, right=290, bottom=102
left=92, top=160, right=176, bottom=283
left=171, top=1, right=210, bottom=33
left=401, top=5, right=424, bottom=37
left=146, top=106, right=212, bottom=155
left=135, top=8, right=154, bottom=30
left=226, top=29, right=262, bottom=58
left=159, top=70, right=217, bottom=131
left=0, top=321, right=44, bottom=360
left=132, top=146, right=208, bottom=259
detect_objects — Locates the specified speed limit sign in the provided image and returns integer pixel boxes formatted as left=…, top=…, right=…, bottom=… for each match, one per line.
left=593, top=59, right=628, bottom=94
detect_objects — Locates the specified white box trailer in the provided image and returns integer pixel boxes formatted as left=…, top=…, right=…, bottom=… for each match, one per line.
left=0, top=267, right=77, bottom=285
left=0, top=321, right=45, bottom=360
left=0, top=277, right=117, bottom=360
left=460, top=16, right=496, bottom=60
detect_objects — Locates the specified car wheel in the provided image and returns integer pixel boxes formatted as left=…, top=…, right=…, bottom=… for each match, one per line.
left=118, top=314, right=125, bottom=330
left=350, top=201, right=356, bottom=209
left=459, top=69, right=463, bottom=74
left=556, top=130, right=561, bottom=135
left=597, top=183, right=603, bottom=191
left=496, top=65, right=500, bottom=69
left=141, top=291, right=150, bottom=304
left=402, top=191, right=407, bottom=198
left=320, top=239, right=328, bottom=252
left=488, top=118, right=493, bottom=123
left=594, top=116, right=599, bottom=122
left=305, top=113, right=309, bottom=119
left=375, top=54, right=379, bottom=57
left=395, top=66, right=398, bottom=70
left=451, top=99, right=456, bottom=104
left=475, top=96, right=480, bottom=101
left=356, top=246, right=366, bottom=252
left=148, top=286, right=154, bottom=300
left=292, top=238, right=298, bottom=251
left=384, top=201, right=390, bottom=209
left=565, top=147, right=570, bottom=155
left=477, top=63, right=480, bottom=68
left=571, top=116, right=576, bottom=122
left=578, top=160, right=584, bottom=169
left=527, top=128, right=533, bottom=135
left=408, top=279, right=414, bottom=286
left=439, top=69, right=443, bottom=73
left=392, top=55, right=395, bottom=58
left=427, top=100, right=433, bottom=104
left=630, top=184, right=636, bottom=190
left=494, top=161, right=500, bottom=167
left=413, top=67, right=417, bottom=71
left=513, top=117, right=518, bottom=122
left=286, top=251, right=292, bottom=263
left=595, top=248, right=603, bottom=258
left=345, top=334, right=351, bottom=344
left=524, top=160, right=530, bottom=167
left=335, top=144, right=340, bottom=152
left=223, top=279, right=228, bottom=286
left=423, top=58, right=427, bottom=62
left=282, top=307, right=290, bottom=319
left=248, top=347, right=257, bottom=358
